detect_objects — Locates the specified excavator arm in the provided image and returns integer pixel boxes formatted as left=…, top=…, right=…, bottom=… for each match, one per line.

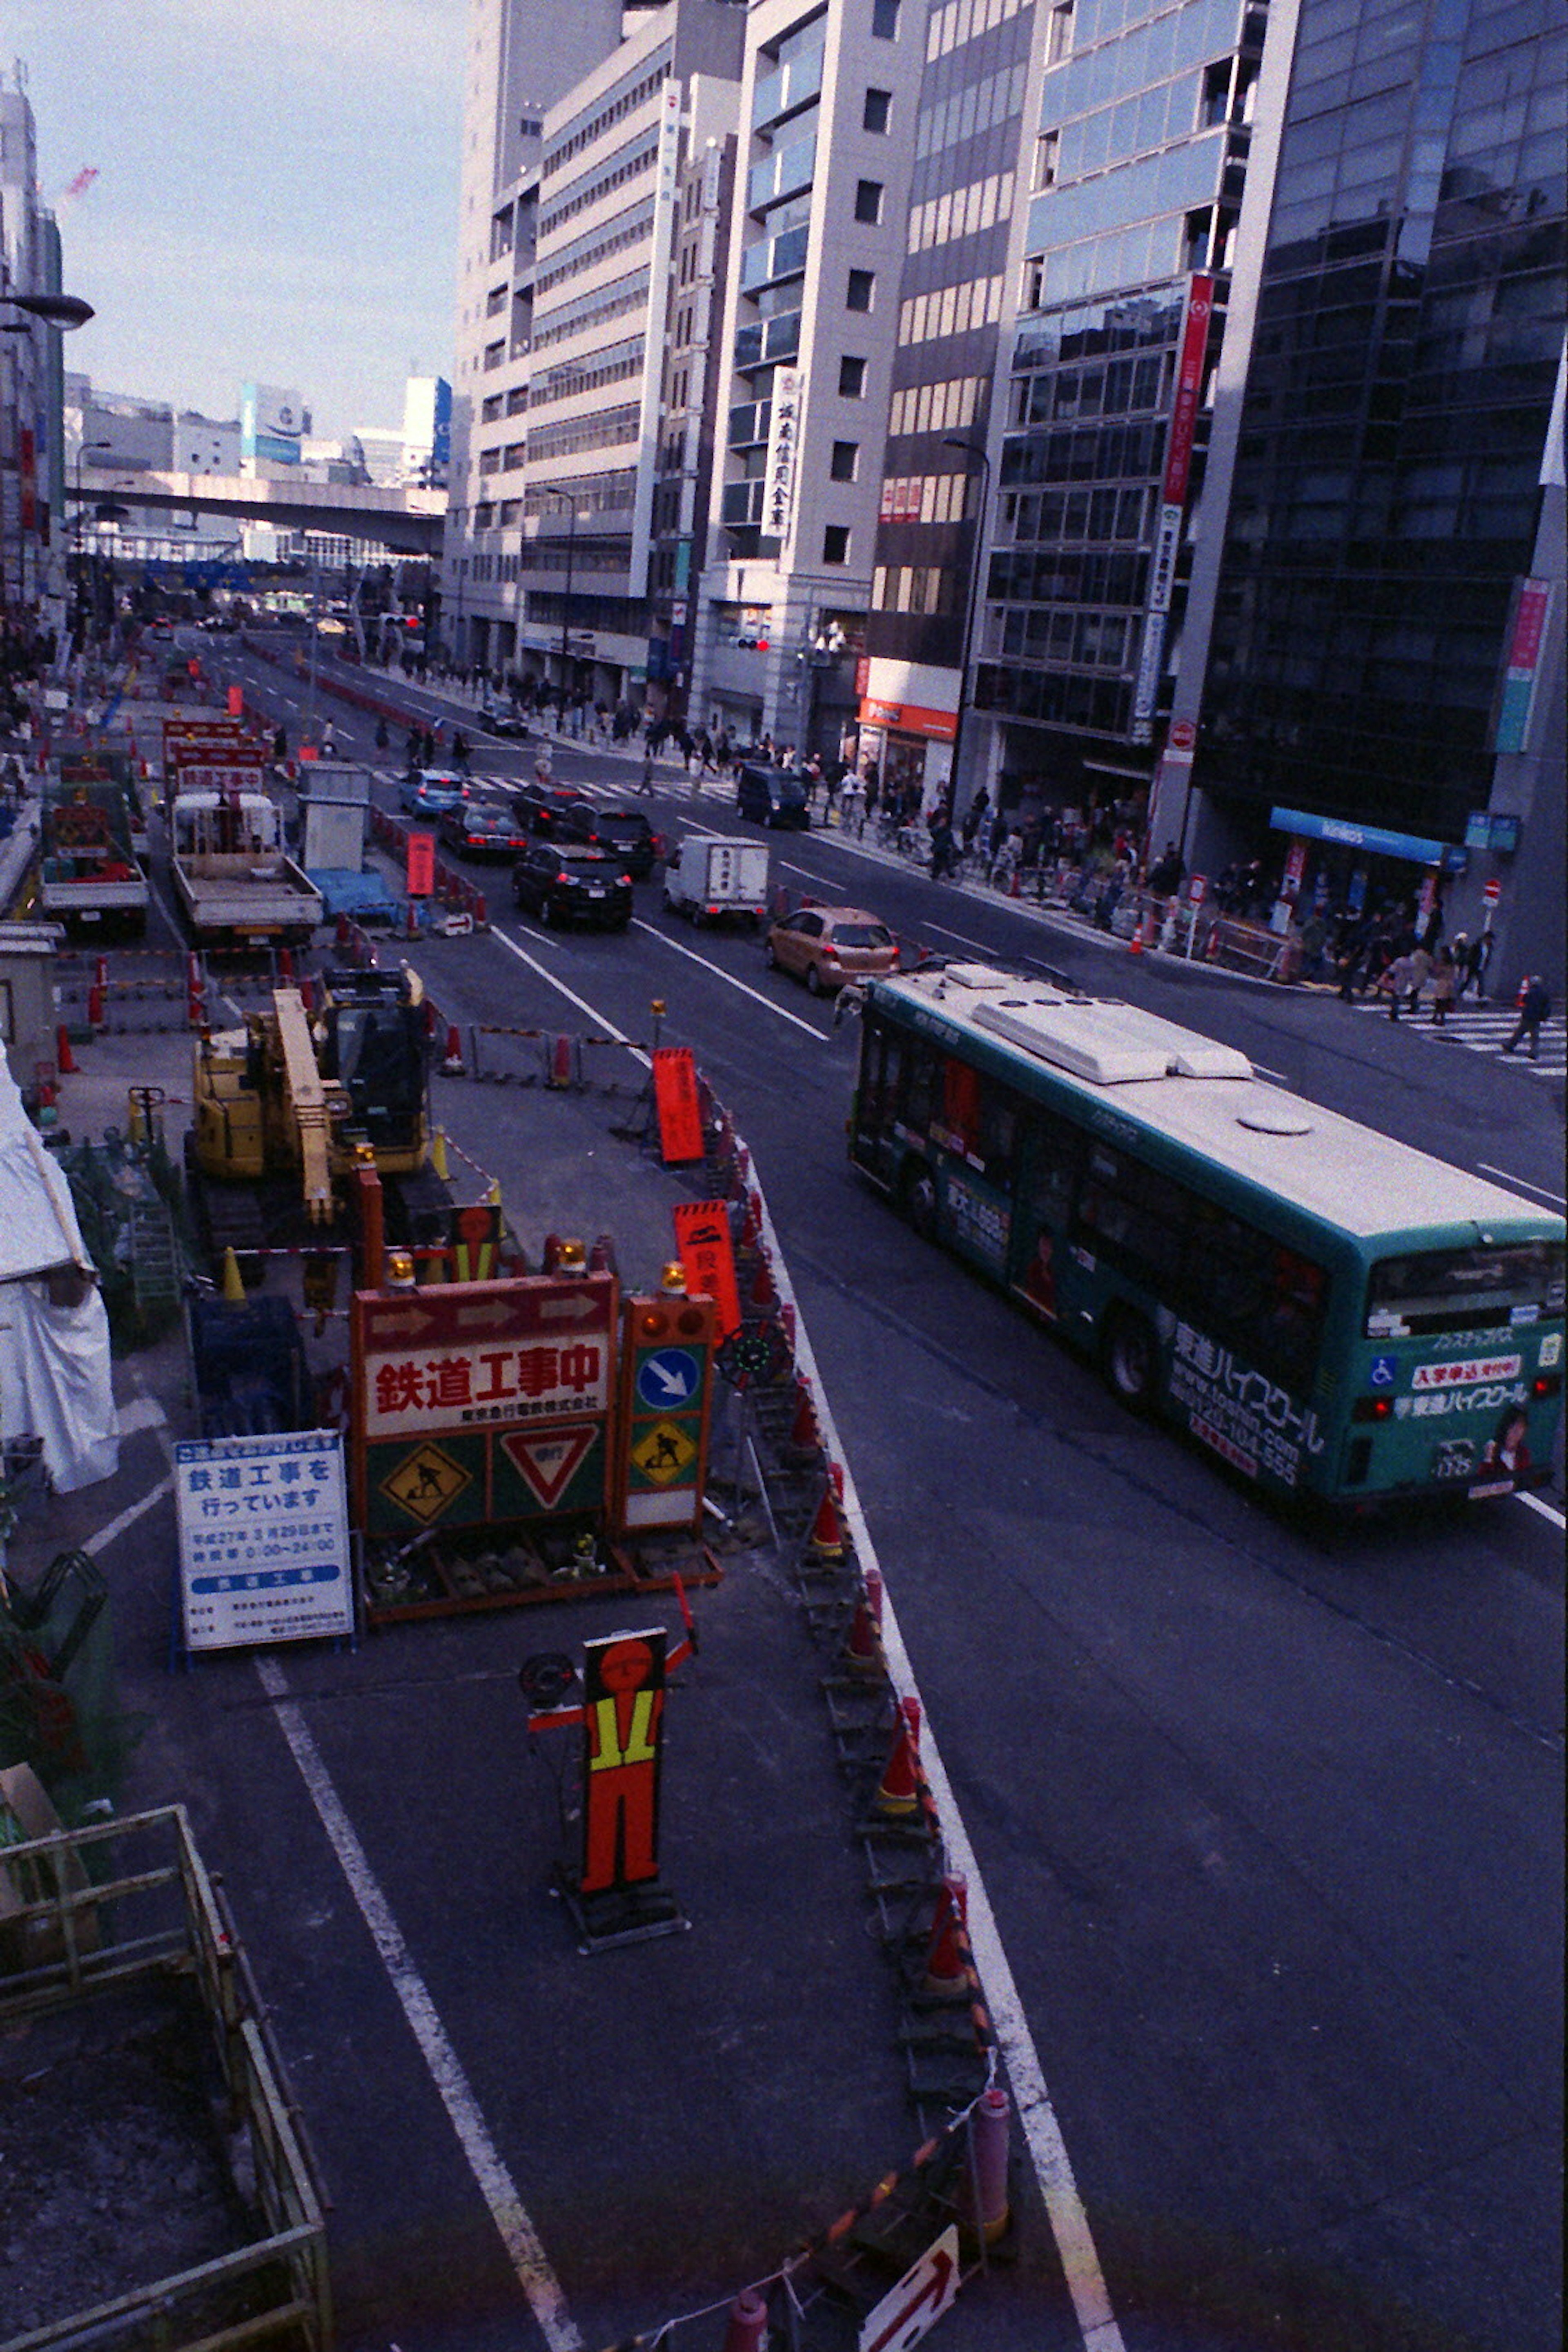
left=273, top=987, right=340, bottom=1225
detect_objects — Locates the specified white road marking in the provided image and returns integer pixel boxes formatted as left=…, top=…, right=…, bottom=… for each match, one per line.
left=1477, top=1164, right=1566, bottom=1208
left=748, top=1187, right=1127, bottom=2352
left=1517, top=1489, right=1565, bottom=1530
left=85, top=1476, right=173, bottom=1557
left=254, top=1654, right=583, bottom=2352
left=116, top=1394, right=167, bottom=1435
left=630, top=918, right=829, bottom=1041
left=491, top=928, right=648, bottom=1061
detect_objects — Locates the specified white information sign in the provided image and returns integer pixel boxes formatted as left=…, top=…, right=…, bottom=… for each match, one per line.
left=858, top=2224, right=961, bottom=2352
left=175, top=1430, right=353, bottom=1652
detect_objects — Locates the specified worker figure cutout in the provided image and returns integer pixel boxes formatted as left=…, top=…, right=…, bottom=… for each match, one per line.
left=523, top=1596, right=695, bottom=1952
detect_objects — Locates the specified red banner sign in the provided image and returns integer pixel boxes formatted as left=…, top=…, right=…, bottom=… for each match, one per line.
left=671, top=1200, right=742, bottom=1341
left=1162, top=273, right=1213, bottom=510
left=653, top=1047, right=705, bottom=1163
left=407, top=830, right=436, bottom=898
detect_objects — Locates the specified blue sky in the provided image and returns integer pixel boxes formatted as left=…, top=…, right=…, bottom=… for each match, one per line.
left=12, top=0, right=466, bottom=437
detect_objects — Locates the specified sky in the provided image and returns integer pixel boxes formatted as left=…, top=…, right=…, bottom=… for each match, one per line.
left=11, top=0, right=467, bottom=438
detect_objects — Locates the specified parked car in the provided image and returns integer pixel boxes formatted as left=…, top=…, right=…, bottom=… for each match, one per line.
left=479, top=699, right=529, bottom=739
left=511, top=841, right=633, bottom=930
left=399, top=769, right=470, bottom=820
left=438, top=798, right=531, bottom=861
left=515, top=782, right=594, bottom=837
left=764, top=904, right=900, bottom=993
left=736, top=763, right=811, bottom=829
left=557, top=801, right=659, bottom=878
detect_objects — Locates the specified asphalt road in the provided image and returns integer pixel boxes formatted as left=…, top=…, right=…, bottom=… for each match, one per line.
left=190, top=631, right=1565, bottom=2352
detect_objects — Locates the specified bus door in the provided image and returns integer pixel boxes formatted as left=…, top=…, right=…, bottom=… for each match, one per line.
left=851, top=1017, right=903, bottom=1187
left=1007, top=1115, right=1085, bottom=1327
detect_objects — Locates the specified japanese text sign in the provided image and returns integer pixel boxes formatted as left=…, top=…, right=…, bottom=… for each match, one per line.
left=175, top=1431, right=352, bottom=1652
left=671, top=1200, right=743, bottom=1341
left=653, top=1046, right=705, bottom=1164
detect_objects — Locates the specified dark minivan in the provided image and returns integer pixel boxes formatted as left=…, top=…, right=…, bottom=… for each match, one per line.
left=735, top=764, right=811, bottom=830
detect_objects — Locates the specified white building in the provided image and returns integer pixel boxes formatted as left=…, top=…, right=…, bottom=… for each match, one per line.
left=687, top=0, right=929, bottom=755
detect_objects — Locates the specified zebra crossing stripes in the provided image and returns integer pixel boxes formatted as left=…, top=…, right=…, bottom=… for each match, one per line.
left=1348, top=996, right=1566, bottom=1079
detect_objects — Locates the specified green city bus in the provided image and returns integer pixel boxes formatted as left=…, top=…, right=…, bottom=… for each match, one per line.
left=849, top=963, right=1565, bottom=1506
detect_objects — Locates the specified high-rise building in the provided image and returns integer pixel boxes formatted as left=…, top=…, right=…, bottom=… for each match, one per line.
left=0, top=69, right=69, bottom=619
left=689, top=0, right=933, bottom=757
left=859, top=0, right=1043, bottom=814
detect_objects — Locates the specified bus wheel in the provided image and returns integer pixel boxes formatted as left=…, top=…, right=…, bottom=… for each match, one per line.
left=900, top=1162, right=938, bottom=1243
left=1104, top=1308, right=1156, bottom=1408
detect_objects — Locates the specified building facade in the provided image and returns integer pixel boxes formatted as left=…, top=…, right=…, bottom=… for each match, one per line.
left=0, top=71, right=69, bottom=624
left=689, top=0, right=931, bottom=757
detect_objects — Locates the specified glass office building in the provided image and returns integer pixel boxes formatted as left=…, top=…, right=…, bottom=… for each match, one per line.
left=1195, top=0, right=1566, bottom=873
left=975, top=0, right=1268, bottom=825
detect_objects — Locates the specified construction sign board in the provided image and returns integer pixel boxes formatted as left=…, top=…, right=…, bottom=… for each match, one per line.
left=671, top=1200, right=742, bottom=1341
left=858, top=2225, right=961, bottom=2352
left=352, top=1273, right=617, bottom=1536
left=652, top=1046, right=705, bottom=1163
left=612, top=1292, right=717, bottom=1534
left=174, top=1430, right=353, bottom=1653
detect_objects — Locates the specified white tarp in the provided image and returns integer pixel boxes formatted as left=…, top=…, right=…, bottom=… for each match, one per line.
left=0, top=1058, right=118, bottom=1493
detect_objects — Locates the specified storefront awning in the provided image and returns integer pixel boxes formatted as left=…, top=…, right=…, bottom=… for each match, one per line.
left=1269, top=806, right=1466, bottom=869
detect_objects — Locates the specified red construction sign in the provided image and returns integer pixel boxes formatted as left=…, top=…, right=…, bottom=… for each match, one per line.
left=652, top=1047, right=705, bottom=1163
left=352, top=1272, right=618, bottom=1535
left=671, top=1200, right=742, bottom=1340
left=407, top=829, right=436, bottom=898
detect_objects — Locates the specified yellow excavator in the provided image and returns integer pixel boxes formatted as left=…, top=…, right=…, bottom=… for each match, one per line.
left=186, top=966, right=452, bottom=1273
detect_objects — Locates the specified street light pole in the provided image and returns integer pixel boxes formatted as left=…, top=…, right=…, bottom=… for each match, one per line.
left=74, top=438, right=111, bottom=643
left=942, top=435, right=993, bottom=820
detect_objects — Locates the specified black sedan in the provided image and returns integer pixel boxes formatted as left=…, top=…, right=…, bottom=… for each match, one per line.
left=515, top=782, right=595, bottom=837
left=511, top=841, right=633, bottom=930
left=439, top=799, right=532, bottom=861
left=556, top=801, right=659, bottom=878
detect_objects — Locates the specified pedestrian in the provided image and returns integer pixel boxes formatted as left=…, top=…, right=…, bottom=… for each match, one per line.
left=1405, top=940, right=1431, bottom=1014
left=962, top=786, right=989, bottom=852
left=535, top=746, right=555, bottom=786
left=696, top=727, right=715, bottom=777
left=1381, top=948, right=1415, bottom=1020
left=405, top=726, right=421, bottom=773
left=862, top=768, right=880, bottom=829
left=1463, top=930, right=1492, bottom=1000
left=1501, top=975, right=1551, bottom=1058
left=452, top=728, right=470, bottom=772
left=639, top=744, right=655, bottom=795
left=929, top=809, right=956, bottom=880
left=1429, top=947, right=1456, bottom=1027
left=273, top=723, right=288, bottom=764
left=840, top=770, right=865, bottom=838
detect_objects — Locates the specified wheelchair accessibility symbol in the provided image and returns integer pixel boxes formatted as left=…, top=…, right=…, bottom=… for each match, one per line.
left=1370, top=1355, right=1399, bottom=1388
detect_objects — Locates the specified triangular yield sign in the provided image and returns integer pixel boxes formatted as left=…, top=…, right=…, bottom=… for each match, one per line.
left=499, top=1422, right=598, bottom=1508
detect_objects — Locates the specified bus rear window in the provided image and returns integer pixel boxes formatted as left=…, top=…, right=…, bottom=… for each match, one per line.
left=1366, top=1241, right=1566, bottom=1338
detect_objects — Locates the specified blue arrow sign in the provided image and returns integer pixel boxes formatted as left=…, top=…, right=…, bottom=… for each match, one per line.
left=636, top=1348, right=701, bottom=1411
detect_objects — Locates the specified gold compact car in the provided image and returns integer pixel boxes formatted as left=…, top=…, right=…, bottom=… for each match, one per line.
left=764, top=904, right=900, bottom=993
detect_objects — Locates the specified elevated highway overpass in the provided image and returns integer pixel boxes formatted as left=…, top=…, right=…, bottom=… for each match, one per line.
left=69, top=469, right=445, bottom=556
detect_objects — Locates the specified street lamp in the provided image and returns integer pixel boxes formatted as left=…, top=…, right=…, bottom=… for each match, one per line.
left=942, top=435, right=993, bottom=819
left=1, top=292, right=95, bottom=332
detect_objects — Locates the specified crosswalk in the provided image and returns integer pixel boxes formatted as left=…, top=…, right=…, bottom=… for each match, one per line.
left=1348, top=995, right=1566, bottom=1081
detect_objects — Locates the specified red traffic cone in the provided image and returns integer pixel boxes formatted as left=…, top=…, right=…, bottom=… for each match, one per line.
left=442, top=1022, right=466, bottom=1076
left=56, top=1025, right=78, bottom=1076
left=740, top=1187, right=763, bottom=1249
left=956, top=2084, right=1011, bottom=2247
left=843, top=1584, right=884, bottom=1676
left=750, top=1252, right=777, bottom=1308
left=87, top=980, right=105, bottom=1029
left=548, top=1034, right=574, bottom=1088
left=923, top=1873, right=970, bottom=1996
left=808, top=1481, right=846, bottom=1560
left=722, top=2289, right=768, bottom=2352
left=186, top=953, right=205, bottom=1028
left=873, top=1697, right=922, bottom=1818
left=1129, top=920, right=1143, bottom=954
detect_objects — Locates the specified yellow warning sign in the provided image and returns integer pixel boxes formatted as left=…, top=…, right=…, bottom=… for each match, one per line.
left=382, top=1441, right=472, bottom=1523
left=630, top=1419, right=698, bottom=1486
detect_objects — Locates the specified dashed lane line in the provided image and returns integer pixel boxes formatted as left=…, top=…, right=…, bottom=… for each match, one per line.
left=255, top=1654, right=583, bottom=2352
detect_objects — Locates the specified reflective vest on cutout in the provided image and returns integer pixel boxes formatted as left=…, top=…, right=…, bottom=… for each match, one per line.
left=588, top=1690, right=660, bottom=1771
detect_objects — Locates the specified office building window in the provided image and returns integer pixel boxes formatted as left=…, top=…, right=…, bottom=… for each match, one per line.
left=864, top=87, right=891, bottom=133
left=830, top=440, right=859, bottom=481
left=823, top=524, right=851, bottom=564
left=840, top=354, right=868, bottom=396
left=854, top=179, right=884, bottom=225
left=846, top=268, right=875, bottom=312
left=872, top=0, right=900, bottom=36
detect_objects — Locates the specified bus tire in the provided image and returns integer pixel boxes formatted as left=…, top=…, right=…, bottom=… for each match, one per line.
left=1103, top=1307, right=1156, bottom=1409
left=900, top=1160, right=938, bottom=1243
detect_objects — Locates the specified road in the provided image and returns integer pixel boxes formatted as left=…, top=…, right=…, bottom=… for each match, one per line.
left=193, top=632, right=1564, bottom=2352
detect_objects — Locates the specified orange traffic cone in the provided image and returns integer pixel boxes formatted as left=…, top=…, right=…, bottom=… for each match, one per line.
left=789, top=1380, right=819, bottom=1448
left=808, top=1481, right=846, bottom=1560
left=1129, top=921, right=1143, bottom=954
left=750, top=1252, right=777, bottom=1308
left=56, top=1025, right=78, bottom=1076
left=442, top=1022, right=466, bottom=1076
left=873, top=1697, right=922, bottom=1818
left=923, top=1873, right=970, bottom=1996
left=843, top=1579, right=884, bottom=1676
left=740, top=1188, right=763, bottom=1249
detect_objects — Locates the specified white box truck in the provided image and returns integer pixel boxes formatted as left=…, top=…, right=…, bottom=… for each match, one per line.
left=661, top=835, right=770, bottom=928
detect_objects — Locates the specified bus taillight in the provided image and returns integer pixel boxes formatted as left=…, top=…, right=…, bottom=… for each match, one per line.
left=1352, top=1395, right=1394, bottom=1422
left=1532, top=1373, right=1561, bottom=1398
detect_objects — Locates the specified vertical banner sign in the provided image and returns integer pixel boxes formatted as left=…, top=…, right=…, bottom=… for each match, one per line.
left=1494, top=577, right=1552, bottom=754
left=226, top=686, right=245, bottom=719
left=351, top=1273, right=618, bottom=1536
left=1133, top=274, right=1214, bottom=743
left=579, top=1627, right=668, bottom=1895
left=763, top=368, right=803, bottom=548
left=652, top=1046, right=705, bottom=1163
left=406, top=829, right=436, bottom=898
left=613, top=1290, right=717, bottom=1535
left=174, top=1431, right=353, bottom=1652
left=671, top=1199, right=743, bottom=1341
